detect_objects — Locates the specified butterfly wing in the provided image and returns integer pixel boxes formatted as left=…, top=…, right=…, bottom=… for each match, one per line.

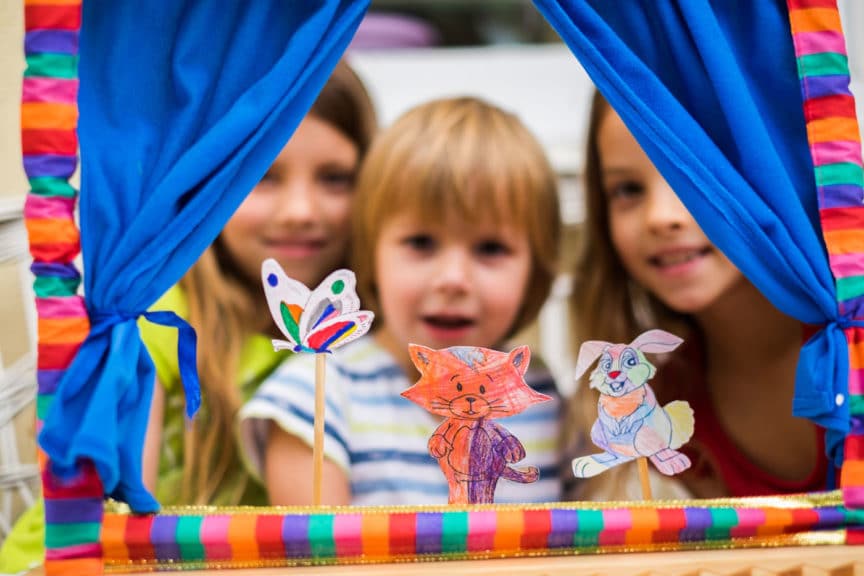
left=298, top=269, right=361, bottom=338
left=261, top=258, right=311, bottom=351
left=305, top=310, right=374, bottom=352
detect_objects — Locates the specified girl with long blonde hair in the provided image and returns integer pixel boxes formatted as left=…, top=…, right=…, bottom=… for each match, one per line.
left=141, top=61, right=377, bottom=506
left=1, top=61, right=377, bottom=569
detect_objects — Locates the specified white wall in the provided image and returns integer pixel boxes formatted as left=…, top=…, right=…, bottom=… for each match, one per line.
left=349, top=44, right=592, bottom=388
left=349, top=6, right=864, bottom=226
left=350, top=44, right=592, bottom=171
left=349, top=44, right=593, bottom=226
left=838, top=0, right=864, bottom=140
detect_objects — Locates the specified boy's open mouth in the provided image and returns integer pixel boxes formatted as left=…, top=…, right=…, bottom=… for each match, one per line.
left=423, top=315, right=475, bottom=329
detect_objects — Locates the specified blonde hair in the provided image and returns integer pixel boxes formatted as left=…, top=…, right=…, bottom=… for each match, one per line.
left=565, top=91, right=692, bottom=500
left=178, top=60, right=376, bottom=505
left=352, top=96, right=561, bottom=338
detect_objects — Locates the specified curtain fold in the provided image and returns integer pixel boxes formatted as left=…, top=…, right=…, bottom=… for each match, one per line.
left=531, top=0, right=854, bottom=467
left=37, top=1, right=370, bottom=513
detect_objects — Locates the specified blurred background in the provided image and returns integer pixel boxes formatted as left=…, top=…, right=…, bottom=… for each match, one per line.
left=0, top=0, right=862, bottom=541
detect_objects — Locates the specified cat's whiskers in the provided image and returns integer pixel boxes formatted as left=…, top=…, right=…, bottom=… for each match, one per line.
left=431, top=396, right=454, bottom=410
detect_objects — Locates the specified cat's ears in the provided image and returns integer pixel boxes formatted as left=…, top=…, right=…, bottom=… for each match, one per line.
left=409, top=344, right=531, bottom=375
left=508, top=345, right=530, bottom=376
left=409, top=343, right=436, bottom=373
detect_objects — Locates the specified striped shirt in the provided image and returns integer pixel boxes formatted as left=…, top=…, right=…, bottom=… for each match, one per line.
left=239, top=336, right=563, bottom=505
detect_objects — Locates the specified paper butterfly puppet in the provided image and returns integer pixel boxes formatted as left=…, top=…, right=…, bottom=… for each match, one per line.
left=571, top=329, right=694, bottom=479
left=402, top=345, right=551, bottom=504
left=261, top=258, right=374, bottom=353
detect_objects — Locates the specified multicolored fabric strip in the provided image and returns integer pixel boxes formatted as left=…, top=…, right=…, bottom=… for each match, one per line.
left=98, top=493, right=861, bottom=569
left=786, top=0, right=864, bottom=516
left=22, top=1, right=104, bottom=575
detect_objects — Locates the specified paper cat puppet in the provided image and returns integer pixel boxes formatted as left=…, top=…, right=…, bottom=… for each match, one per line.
left=402, top=345, right=551, bottom=504
left=261, top=258, right=374, bottom=353
left=571, top=329, right=694, bottom=479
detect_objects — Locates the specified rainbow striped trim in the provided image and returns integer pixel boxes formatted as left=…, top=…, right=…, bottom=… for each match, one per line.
left=786, top=0, right=864, bottom=513
left=22, top=1, right=105, bottom=575
left=99, top=493, right=861, bottom=570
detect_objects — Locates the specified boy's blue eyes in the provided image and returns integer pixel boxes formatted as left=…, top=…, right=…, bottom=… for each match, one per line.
left=403, top=235, right=435, bottom=250
left=401, top=235, right=511, bottom=256
left=475, top=240, right=510, bottom=256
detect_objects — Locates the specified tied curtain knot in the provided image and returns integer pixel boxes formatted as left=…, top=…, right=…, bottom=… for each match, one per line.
left=796, top=315, right=862, bottom=471
left=89, top=308, right=201, bottom=418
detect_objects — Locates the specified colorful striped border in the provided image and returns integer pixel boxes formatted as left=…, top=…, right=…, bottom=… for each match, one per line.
left=98, top=494, right=861, bottom=570
left=786, top=0, right=864, bottom=516
left=22, top=1, right=104, bottom=575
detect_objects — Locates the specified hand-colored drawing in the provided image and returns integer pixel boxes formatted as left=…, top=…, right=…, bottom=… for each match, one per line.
left=571, top=329, right=694, bottom=479
left=402, top=345, right=551, bottom=504
left=261, top=258, right=374, bottom=354
left=261, top=258, right=374, bottom=505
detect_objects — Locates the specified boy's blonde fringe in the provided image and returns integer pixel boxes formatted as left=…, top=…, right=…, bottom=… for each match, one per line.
left=351, top=96, right=561, bottom=340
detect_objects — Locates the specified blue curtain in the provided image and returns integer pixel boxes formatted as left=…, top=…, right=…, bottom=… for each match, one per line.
left=37, top=1, right=370, bottom=513
left=532, top=0, right=850, bottom=465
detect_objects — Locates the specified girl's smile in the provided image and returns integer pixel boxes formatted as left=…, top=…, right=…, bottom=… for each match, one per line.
left=221, top=115, right=358, bottom=289
left=599, top=108, right=742, bottom=315
left=264, top=236, right=328, bottom=259
left=648, top=245, right=713, bottom=277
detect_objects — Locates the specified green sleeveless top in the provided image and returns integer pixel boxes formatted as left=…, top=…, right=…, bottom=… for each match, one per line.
left=141, top=285, right=285, bottom=506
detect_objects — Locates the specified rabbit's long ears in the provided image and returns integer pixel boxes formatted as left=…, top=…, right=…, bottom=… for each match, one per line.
left=574, top=340, right=611, bottom=381
left=630, top=329, right=684, bottom=354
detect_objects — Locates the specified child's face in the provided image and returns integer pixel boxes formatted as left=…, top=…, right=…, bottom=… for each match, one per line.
left=374, top=211, right=532, bottom=369
left=598, top=108, right=743, bottom=315
left=221, top=114, right=358, bottom=289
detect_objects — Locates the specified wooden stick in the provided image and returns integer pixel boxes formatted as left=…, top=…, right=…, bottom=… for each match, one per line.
left=637, top=457, right=652, bottom=500
left=313, top=352, right=326, bottom=506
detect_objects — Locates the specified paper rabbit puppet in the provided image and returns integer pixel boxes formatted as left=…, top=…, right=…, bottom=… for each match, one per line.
left=571, top=329, right=694, bottom=479
left=402, top=345, right=551, bottom=504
